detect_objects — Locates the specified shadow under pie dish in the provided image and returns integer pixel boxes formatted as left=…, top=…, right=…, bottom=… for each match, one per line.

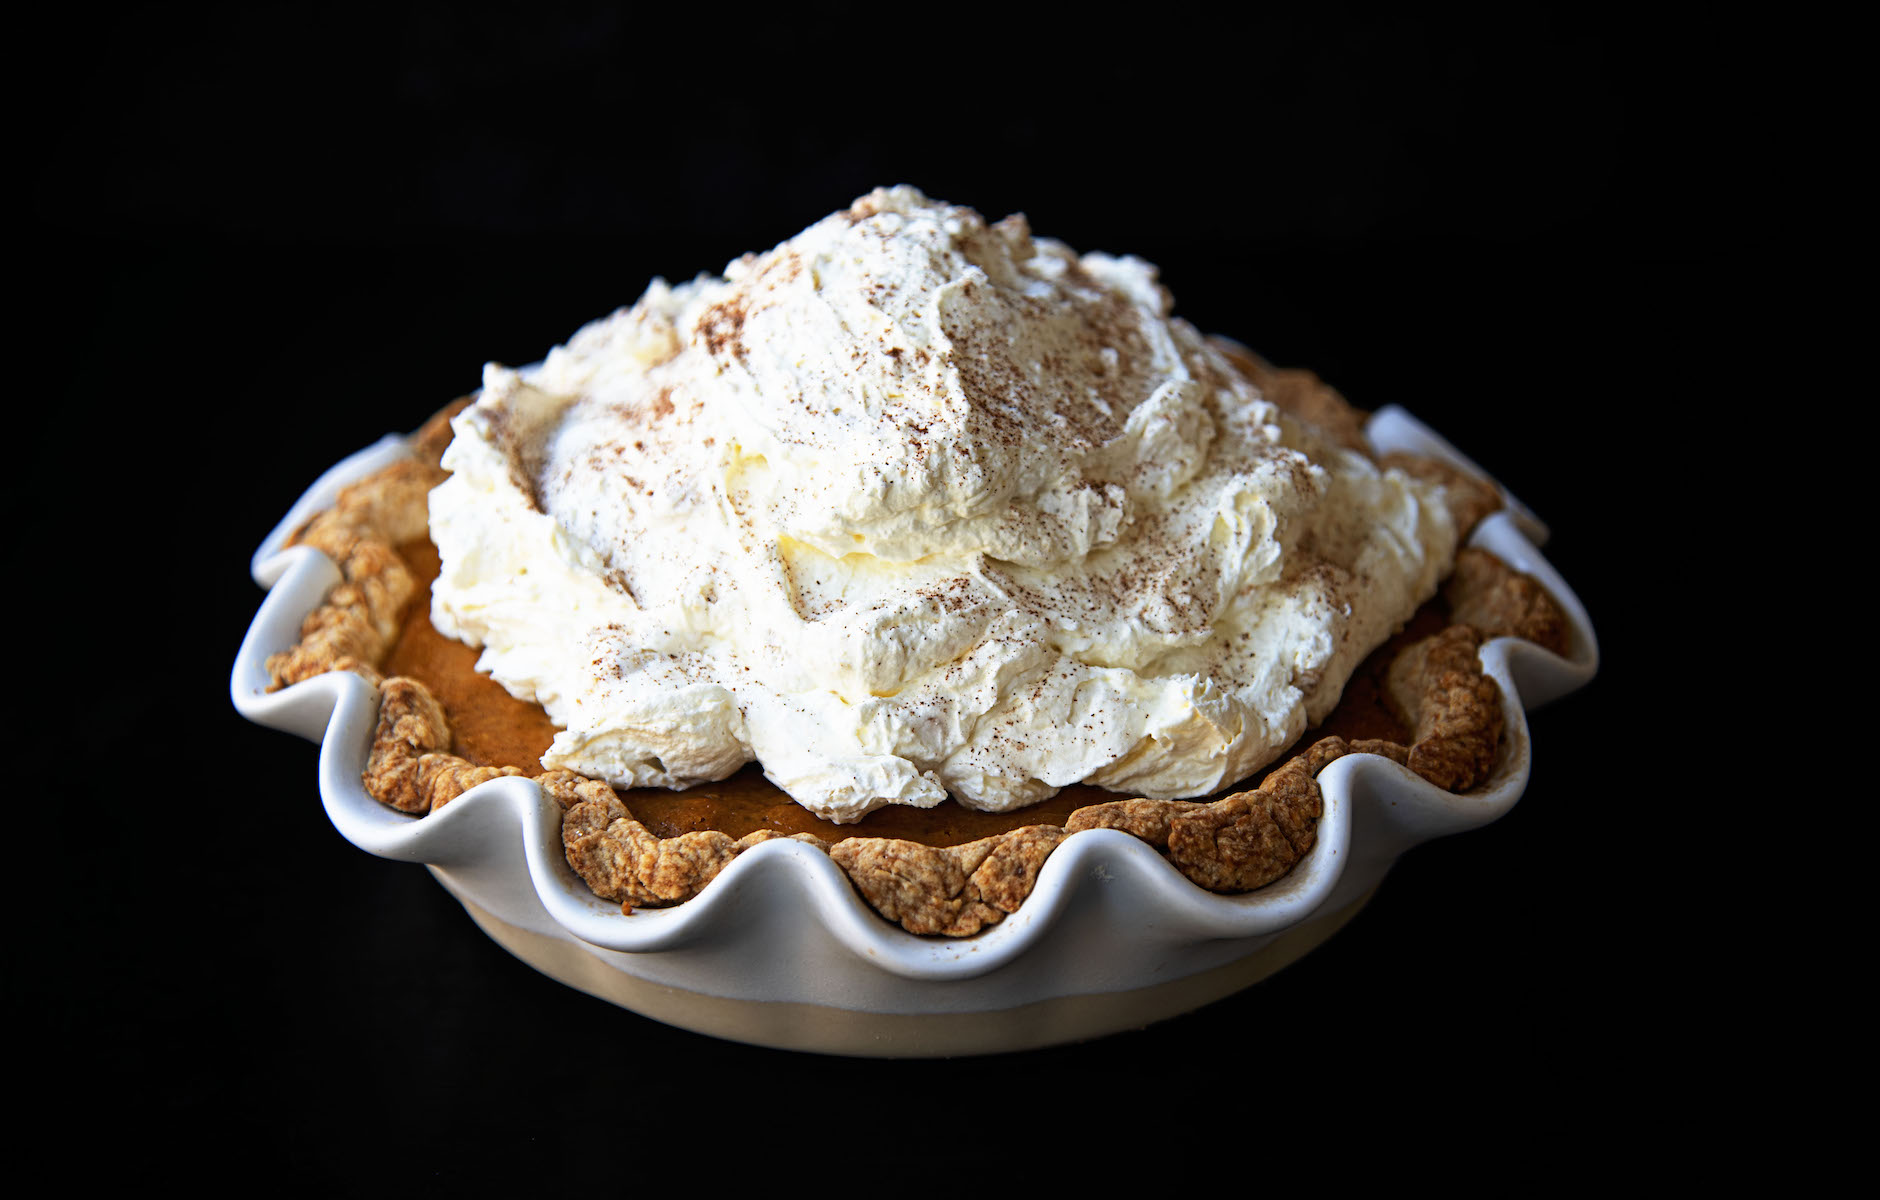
left=231, top=190, right=1598, bottom=1054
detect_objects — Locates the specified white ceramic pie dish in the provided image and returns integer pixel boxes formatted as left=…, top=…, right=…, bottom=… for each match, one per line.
left=231, top=404, right=1597, bottom=1056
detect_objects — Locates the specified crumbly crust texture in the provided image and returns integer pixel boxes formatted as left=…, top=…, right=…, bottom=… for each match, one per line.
left=268, top=391, right=1568, bottom=937
left=1444, top=546, right=1572, bottom=656
left=1384, top=625, right=1505, bottom=792
left=560, top=782, right=825, bottom=909
left=829, top=826, right=1069, bottom=937
left=363, top=676, right=527, bottom=814
left=265, top=446, right=449, bottom=690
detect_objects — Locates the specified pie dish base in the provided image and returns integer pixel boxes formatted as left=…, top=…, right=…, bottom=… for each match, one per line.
left=446, top=871, right=1379, bottom=1056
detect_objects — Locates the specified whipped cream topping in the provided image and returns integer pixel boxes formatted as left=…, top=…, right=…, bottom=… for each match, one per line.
left=428, top=187, right=1458, bottom=822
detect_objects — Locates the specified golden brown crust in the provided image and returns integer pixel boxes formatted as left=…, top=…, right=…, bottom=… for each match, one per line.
left=293, top=458, right=448, bottom=562
left=267, top=600, right=385, bottom=690
left=359, top=676, right=527, bottom=814
left=275, top=426, right=1561, bottom=937
left=265, top=541, right=419, bottom=690
left=420, top=756, right=528, bottom=813
left=1445, top=546, right=1572, bottom=657
left=1067, top=737, right=1343, bottom=892
left=536, top=767, right=620, bottom=813
left=1347, top=737, right=1410, bottom=767
left=559, top=788, right=828, bottom=908
left=1061, top=797, right=1180, bottom=845
left=265, top=459, right=442, bottom=692
left=829, top=826, right=1068, bottom=937
left=1385, top=626, right=1504, bottom=792
left=362, top=676, right=449, bottom=813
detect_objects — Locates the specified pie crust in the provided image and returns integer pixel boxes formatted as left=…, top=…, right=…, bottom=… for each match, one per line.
left=266, top=366, right=1571, bottom=938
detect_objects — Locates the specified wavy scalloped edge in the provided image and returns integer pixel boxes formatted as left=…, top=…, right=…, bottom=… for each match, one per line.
left=232, top=410, right=1598, bottom=985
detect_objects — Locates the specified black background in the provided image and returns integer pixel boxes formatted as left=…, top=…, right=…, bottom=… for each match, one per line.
left=28, top=3, right=1726, bottom=1188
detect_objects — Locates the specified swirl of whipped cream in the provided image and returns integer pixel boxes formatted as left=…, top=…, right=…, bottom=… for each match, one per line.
left=428, top=186, right=1456, bottom=822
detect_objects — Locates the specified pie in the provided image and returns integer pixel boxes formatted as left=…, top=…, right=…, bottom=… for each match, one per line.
left=265, top=354, right=1571, bottom=938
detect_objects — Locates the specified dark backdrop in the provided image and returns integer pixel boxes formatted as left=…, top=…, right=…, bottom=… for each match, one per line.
left=28, top=4, right=1719, bottom=1187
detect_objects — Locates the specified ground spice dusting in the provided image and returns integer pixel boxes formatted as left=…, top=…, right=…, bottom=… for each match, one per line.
left=698, top=298, right=748, bottom=360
